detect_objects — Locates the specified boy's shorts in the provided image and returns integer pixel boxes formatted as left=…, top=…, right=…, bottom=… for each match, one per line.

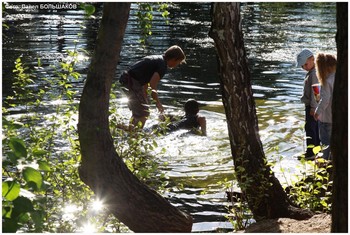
left=120, top=72, right=150, bottom=118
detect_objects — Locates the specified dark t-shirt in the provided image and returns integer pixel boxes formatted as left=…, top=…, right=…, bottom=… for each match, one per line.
left=128, top=55, right=167, bottom=86
left=167, top=114, right=200, bottom=132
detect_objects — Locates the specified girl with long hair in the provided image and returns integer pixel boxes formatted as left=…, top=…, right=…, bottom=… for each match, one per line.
left=314, top=53, right=337, bottom=160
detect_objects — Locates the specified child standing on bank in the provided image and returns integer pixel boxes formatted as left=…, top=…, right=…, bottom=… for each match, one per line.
left=314, top=53, right=337, bottom=160
left=296, top=49, right=321, bottom=159
left=119, top=45, right=186, bottom=130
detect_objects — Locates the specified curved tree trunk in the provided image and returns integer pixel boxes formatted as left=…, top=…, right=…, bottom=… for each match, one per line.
left=209, top=2, right=313, bottom=220
left=77, top=3, right=192, bottom=232
left=331, top=3, right=348, bottom=233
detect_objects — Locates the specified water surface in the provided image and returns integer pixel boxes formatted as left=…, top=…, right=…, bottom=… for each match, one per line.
left=2, top=2, right=337, bottom=232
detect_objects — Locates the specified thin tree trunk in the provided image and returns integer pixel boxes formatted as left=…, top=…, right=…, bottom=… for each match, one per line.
left=77, top=3, right=192, bottom=232
left=209, top=2, right=313, bottom=220
left=331, top=2, right=348, bottom=233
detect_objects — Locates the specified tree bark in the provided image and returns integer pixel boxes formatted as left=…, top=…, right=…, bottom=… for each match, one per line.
left=77, top=3, right=192, bottom=232
left=209, top=2, right=313, bottom=220
left=331, top=3, right=348, bottom=233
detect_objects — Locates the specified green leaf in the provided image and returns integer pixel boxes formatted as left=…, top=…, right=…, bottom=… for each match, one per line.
left=162, top=11, right=169, bottom=18
left=8, top=152, right=20, bottom=164
left=31, top=211, right=44, bottom=229
left=18, top=212, right=30, bottom=223
left=12, top=196, right=34, bottom=218
left=236, top=166, right=245, bottom=172
left=2, top=118, right=23, bottom=130
left=9, top=138, right=27, bottom=158
left=70, top=72, right=81, bottom=79
left=313, top=146, right=322, bottom=155
left=32, top=149, right=48, bottom=156
left=320, top=200, right=328, bottom=207
left=2, top=181, right=21, bottom=201
left=3, top=23, right=9, bottom=29
left=81, top=4, right=95, bottom=16
left=38, top=160, right=51, bottom=172
left=23, top=167, right=43, bottom=190
left=2, top=206, right=13, bottom=218
left=2, top=218, right=19, bottom=233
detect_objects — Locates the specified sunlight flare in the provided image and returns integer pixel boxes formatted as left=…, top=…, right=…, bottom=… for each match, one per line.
left=92, top=199, right=104, bottom=211
left=82, top=222, right=96, bottom=233
left=62, top=204, right=79, bottom=221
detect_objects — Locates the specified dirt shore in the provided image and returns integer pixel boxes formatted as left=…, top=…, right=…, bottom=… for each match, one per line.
left=240, top=213, right=331, bottom=233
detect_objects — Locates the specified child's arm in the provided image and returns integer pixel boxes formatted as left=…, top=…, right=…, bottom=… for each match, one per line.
left=149, top=72, right=164, bottom=113
left=197, top=116, right=207, bottom=136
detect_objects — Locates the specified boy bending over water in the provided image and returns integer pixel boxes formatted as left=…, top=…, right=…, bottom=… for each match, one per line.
left=119, top=45, right=186, bottom=130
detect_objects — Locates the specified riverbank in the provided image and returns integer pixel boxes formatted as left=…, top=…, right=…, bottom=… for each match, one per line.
left=240, top=213, right=331, bottom=233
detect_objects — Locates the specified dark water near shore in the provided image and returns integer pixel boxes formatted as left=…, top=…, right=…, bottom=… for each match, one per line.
left=2, top=2, right=337, bottom=232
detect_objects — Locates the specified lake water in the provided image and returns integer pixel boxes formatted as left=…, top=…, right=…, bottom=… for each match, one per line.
left=2, top=2, right=337, bottom=232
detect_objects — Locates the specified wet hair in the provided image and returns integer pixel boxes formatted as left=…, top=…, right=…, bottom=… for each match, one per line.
left=184, top=99, right=199, bottom=115
left=315, top=53, right=337, bottom=86
left=164, top=45, right=186, bottom=63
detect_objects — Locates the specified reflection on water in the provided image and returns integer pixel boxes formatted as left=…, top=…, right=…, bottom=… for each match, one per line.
left=3, top=2, right=337, bottom=232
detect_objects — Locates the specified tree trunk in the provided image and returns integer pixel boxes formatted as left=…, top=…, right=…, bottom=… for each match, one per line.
left=209, top=2, right=313, bottom=220
left=331, top=3, right=348, bottom=233
left=77, top=3, right=192, bottom=232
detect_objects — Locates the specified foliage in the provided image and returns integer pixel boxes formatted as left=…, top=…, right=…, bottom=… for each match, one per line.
left=274, top=146, right=333, bottom=213
left=285, top=157, right=332, bottom=212
left=3, top=40, right=91, bottom=232
left=109, top=105, right=168, bottom=190
left=231, top=153, right=275, bottom=222
left=2, top=3, right=9, bottom=30
left=219, top=178, right=252, bottom=231
left=2, top=3, right=179, bottom=232
left=221, top=145, right=333, bottom=231
left=2, top=49, right=146, bottom=232
left=227, top=196, right=251, bottom=231
left=79, top=3, right=96, bottom=17
left=136, top=3, right=170, bottom=44
left=218, top=154, right=273, bottom=231
left=2, top=42, right=166, bottom=232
